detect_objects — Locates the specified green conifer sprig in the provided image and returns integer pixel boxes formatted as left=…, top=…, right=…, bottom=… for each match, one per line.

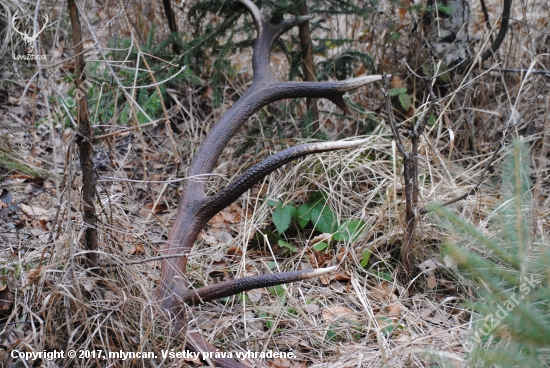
left=429, top=140, right=550, bottom=367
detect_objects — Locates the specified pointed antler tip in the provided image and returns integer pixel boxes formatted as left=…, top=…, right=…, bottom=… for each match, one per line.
left=307, top=266, right=338, bottom=277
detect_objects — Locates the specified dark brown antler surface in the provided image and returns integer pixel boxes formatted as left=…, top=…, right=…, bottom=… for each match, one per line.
left=155, top=0, right=382, bottom=365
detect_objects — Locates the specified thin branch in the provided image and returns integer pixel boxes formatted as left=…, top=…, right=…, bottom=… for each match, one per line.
left=382, top=75, right=407, bottom=158
left=480, top=0, right=512, bottom=62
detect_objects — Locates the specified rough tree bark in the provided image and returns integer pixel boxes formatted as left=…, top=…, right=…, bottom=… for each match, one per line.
left=68, top=0, right=98, bottom=268
left=298, top=4, right=320, bottom=132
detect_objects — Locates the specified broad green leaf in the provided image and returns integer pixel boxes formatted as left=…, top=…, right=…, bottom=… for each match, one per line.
left=272, top=205, right=293, bottom=234
left=308, top=191, right=326, bottom=204
left=334, top=220, right=368, bottom=242
left=388, top=87, right=401, bottom=97
left=436, top=62, right=451, bottom=83
left=311, top=202, right=338, bottom=233
left=386, top=31, right=401, bottom=44
left=288, top=205, right=298, bottom=221
left=399, top=87, right=408, bottom=94
left=437, top=5, right=454, bottom=14
left=266, top=198, right=280, bottom=207
left=360, top=249, right=372, bottom=268
left=398, top=93, right=411, bottom=110
left=278, top=239, right=298, bottom=252
left=326, top=325, right=337, bottom=341
left=298, top=203, right=312, bottom=228
left=251, top=229, right=283, bottom=247
left=312, top=242, right=329, bottom=251
left=267, top=285, right=286, bottom=297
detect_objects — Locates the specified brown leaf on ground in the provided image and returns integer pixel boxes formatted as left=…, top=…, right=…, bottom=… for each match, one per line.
left=130, top=243, right=146, bottom=255
left=310, top=233, right=332, bottom=245
left=391, top=76, right=404, bottom=89
left=20, top=203, right=49, bottom=219
left=427, top=273, right=438, bottom=289
left=270, top=358, right=291, bottom=368
left=226, top=246, right=243, bottom=259
left=0, top=285, right=14, bottom=311
left=0, top=189, right=13, bottom=205
left=387, top=302, right=403, bottom=317
left=329, top=280, right=345, bottom=293
left=209, top=203, right=243, bottom=229
left=246, top=288, right=263, bottom=303
left=369, top=282, right=398, bottom=301
left=138, top=202, right=168, bottom=217
left=322, top=306, right=358, bottom=322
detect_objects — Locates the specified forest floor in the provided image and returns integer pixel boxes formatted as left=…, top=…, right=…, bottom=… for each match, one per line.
left=0, top=0, right=549, bottom=367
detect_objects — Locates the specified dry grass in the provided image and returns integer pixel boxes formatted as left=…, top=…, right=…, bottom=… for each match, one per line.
left=0, top=0, right=549, bottom=367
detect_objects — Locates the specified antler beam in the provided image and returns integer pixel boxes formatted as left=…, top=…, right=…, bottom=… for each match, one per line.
left=155, top=1, right=382, bottom=366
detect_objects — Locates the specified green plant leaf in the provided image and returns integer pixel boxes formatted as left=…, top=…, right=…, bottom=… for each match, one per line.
left=251, top=229, right=283, bottom=247
left=288, top=205, right=298, bottom=221
left=267, top=284, right=286, bottom=297
left=435, top=62, right=451, bottom=83
left=272, top=205, right=294, bottom=234
left=360, top=249, right=372, bottom=268
left=311, top=202, right=338, bottom=233
left=278, top=239, right=298, bottom=252
left=437, top=5, right=454, bottom=14
left=312, top=242, right=329, bottom=251
left=389, top=87, right=401, bottom=97
left=386, top=31, right=401, bottom=44
left=266, top=198, right=280, bottom=207
left=334, top=220, right=367, bottom=242
left=326, top=325, right=337, bottom=341
left=398, top=93, right=411, bottom=110
left=308, top=191, right=326, bottom=204
left=298, top=203, right=312, bottom=228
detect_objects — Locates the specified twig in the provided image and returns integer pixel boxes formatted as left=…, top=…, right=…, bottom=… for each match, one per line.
left=68, top=0, right=98, bottom=268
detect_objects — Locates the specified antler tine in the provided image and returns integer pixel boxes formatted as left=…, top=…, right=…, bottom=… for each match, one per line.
left=182, top=267, right=337, bottom=305
left=207, top=139, right=370, bottom=215
left=274, top=14, right=313, bottom=40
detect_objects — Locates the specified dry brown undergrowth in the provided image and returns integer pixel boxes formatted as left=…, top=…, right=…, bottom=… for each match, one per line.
left=0, top=0, right=549, bottom=367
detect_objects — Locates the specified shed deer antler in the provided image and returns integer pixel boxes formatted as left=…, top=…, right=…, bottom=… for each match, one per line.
left=155, top=1, right=382, bottom=366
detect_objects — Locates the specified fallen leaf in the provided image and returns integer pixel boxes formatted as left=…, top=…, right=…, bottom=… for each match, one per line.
left=310, top=233, right=332, bottom=246
left=329, top=280, right=345, bottom=293
left=427, top=274, right=437, bottom=289
left=387, top=302, right=402, bottom=317
left=130, top=243, right=146, bottom=255
left=0, top=189, right=13, bottom=205
left=0, top=285, right=14, bottom=311
left=270, top=358, right=291, bottom=368
left=322, top=306, right=358, bottom=322
left=391, top=76, right=404, bottom=89
left=138, top=202, right=168, bottom=217
left=246, top=288, right=263, bottom=303
left=305, top=303, right=321, bottom=315
left=20, top=203, right=49, bottom=219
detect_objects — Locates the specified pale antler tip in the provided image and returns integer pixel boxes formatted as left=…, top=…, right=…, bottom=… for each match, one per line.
left=306, top=266, right=338, bottom=277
